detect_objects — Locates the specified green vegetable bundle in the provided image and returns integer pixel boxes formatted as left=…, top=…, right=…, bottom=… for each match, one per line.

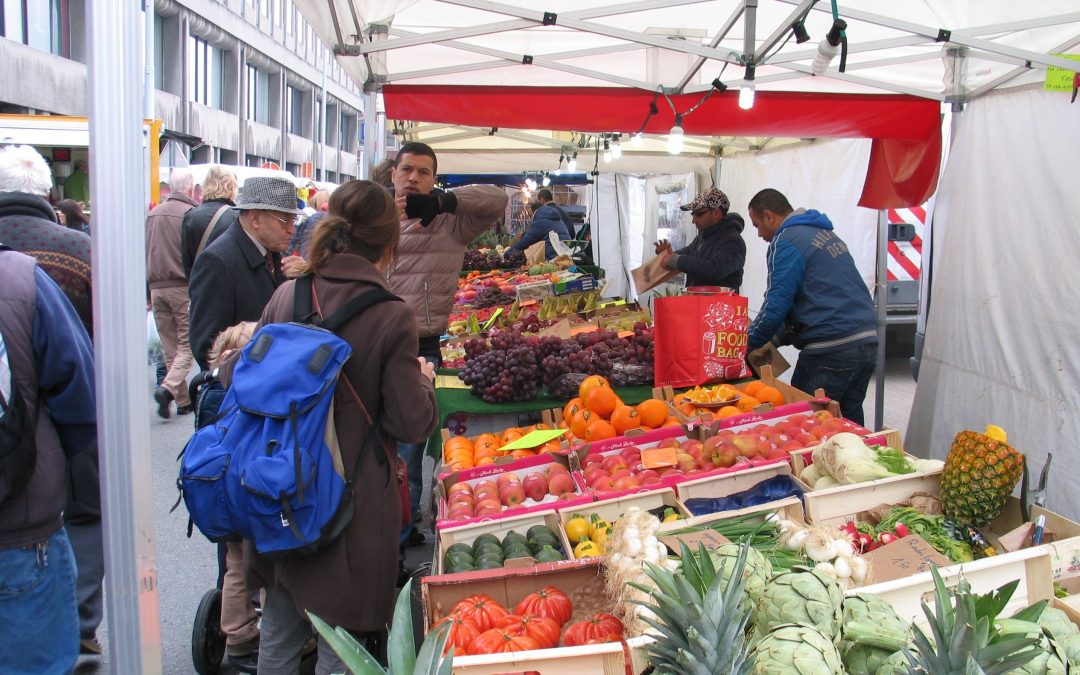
left=869, top=507, right=974, bottom=563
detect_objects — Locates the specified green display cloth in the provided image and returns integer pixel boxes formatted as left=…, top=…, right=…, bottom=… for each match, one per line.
left=428, top=383, right=657, bottom=459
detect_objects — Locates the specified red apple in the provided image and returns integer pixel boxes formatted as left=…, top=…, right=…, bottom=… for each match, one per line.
left=474, top=497, right=502, bottom=514
left=500, top=484, right=526, bottom=507
left=581, top=453, right=604, bottom=468
left=590, top=476, right=614, bottom=491
left=609, top=468, right=631, bottom=482
left=762, top=445, right=788, bottom=461
left=496, top=473, right=521, bottom=490
left=613, top=476, right=640, bottom=491
left=557, top=491, right=579, bottom=501
left=446, top=482, right=473, bottom=498
left=602, top=456, right=628, bottom=473
left=780, top=441, right=804, bottom=454
left=676, top=453, right=697, bottom=472
left=698, top=460, right=717, bottom=472
left=620, top=448, right=642, bottom=464
left=522, top=473, right=548, bottom=501
left=657, top=438, right=680, bottom=449
left=732, top=435, right=760, bottom=458
left=637, top=469, right=660, bottom=483
left=448, top=494, right=475, bottom=509
left=545, top=464, right=570, bottom=477
left=548, top=472, right=576, bottom=496
left=639, top=475, right=662, bottom=487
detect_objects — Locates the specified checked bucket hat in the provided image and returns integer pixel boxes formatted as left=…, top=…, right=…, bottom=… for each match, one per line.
left=234, top=177, right=304, bottom=214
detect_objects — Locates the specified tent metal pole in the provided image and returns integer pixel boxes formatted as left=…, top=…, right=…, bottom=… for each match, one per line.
left=89, top=0, right=163, bottom=671
left=362, top=90, right=378, bottom=179
left=874, top=209, right=888, bottom=431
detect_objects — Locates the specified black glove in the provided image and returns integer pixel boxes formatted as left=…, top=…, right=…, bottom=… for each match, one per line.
left=405, top=191, right=458, bottom=226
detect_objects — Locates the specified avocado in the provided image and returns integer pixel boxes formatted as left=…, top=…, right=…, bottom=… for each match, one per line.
left=534, top=545, right=563, bottom=563
left=502, top=530, right=529, bottom=549
left=473, top=541, right=504, bottom=559
left=446, top=560, right=475, bottom=573
left=472, top=533, right=501, bottom=550
left=474, top=555, right=505, bottom=570
left=445, top=543, right=474, bottom=559
left=503, top=544, right=533, bottom=560
left=527, top=525, right=558, bottom=541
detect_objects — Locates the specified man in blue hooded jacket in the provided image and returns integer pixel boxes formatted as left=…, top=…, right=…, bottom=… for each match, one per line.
left=508, top=189, right=570, bottom=259
left=745, top=188, right=877, bottom=425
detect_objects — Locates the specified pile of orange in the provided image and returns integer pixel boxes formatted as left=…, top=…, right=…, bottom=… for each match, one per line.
left=673, top=379, right=786, bottom=420
left=558, top=375, right=682, bottom=444
left=442, top=424, right=561, bottom=472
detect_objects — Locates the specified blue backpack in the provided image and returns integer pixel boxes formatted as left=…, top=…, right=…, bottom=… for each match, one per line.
left=177, top=277, right=400, bottom=559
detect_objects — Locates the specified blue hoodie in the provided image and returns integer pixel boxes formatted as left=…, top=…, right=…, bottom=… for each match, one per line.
left=510, top=204, right=571, bottom=259
left=747, top=209, right=877, bottom=354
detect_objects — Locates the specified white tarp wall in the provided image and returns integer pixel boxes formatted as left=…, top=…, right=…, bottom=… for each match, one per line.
left=591, top=172, right=700, bottom=300
left=717, top=139, right=881, bottom=380
left=906, top=86, right=1080, bottom=519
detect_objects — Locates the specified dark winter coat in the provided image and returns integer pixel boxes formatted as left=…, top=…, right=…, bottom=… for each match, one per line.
left=188, top=220, right=284, bottom=369
left=180, top=197, right=239, bottom=279
left=243, top=253, right=437, bottom=632
left=510, top=204, right=571, bottom=259
left=673, top=213, right=747, bottom=291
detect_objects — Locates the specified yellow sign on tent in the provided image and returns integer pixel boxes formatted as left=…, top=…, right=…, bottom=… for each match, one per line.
left=1044, top=54, right=1080, bottom=92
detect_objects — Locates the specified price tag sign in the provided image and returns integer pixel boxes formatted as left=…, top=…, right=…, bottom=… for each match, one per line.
left=1044, top=54, right=1080, bottom=91
left=659, top=529, right=731, bottom=554
left=481, top=308, right=503, bottom=331
left=862, top=534, right=950, bottom=584
left=498, top=428, right=567, bottom=451
left=641, top=447, right=678, bottom=469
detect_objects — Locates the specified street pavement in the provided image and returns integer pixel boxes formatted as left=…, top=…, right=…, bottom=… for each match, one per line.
left=75, top=368, right=437, bottom=674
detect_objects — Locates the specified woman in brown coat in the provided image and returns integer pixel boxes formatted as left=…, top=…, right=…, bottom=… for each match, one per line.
left=250, top=180, right=438, bottom=674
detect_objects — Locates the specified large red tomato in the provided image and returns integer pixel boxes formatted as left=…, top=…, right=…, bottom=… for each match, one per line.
left=433, top=614, right=482, bottom=655
left=468, top=628, right=541, bottom=655
left=494, top=614, right=562, bottom=649
left=561, top=613, right=624, bottom=647
left=513, top=587, right=573, bottom=626
left=449, top=595, right=510, bottom=632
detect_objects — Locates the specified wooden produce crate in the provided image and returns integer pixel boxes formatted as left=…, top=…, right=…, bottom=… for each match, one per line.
left=989, top=500, right=1080, bottom=582
left=789, top=428, right=903, bottom=475
left=435, top=510, right=570, bottom=575
left=657, top=495, right=807, bottom=536
left=556, top=488, right=692, bottom=544
left=421, top=559, right=633, bottom=675
left=852, top=545, right=1055, bottom=626
left=675, top=461, right=809, bottom=519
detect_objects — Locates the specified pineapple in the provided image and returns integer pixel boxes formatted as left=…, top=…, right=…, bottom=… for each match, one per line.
left=940, top=426, right=1024, bottom=527
left=904, top=566, right=1043, bottom=674
left=630, top=541, right=754, bottom=674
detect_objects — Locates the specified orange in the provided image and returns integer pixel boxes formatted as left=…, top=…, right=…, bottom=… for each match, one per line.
left=743, top=380, right=766, bottom=397
left=735, top=395, right=762, bottom=412
left=473, top=445, right=499, bottom=462
left=444, top=436, right=473, bottom=452
left=533, top=423, right=551, bottom=431
left=577, top=375, right=611, bottom=402
left=562, top=398, right=584, bottom=424
left=757, top=386, right=785, bottom=408
left=475, top=456, right=495, bottom=466
left=717, top=405, right=742, bottom=419
left=538, top=440, right=562, bottom=454
left=584, top=419, right=617, bottom=441
left=661, top=416, right=683, bottom=427
left=636, top=399, right=669, bottom=428
left=676, top=400, right=697, bottom=416
left=610, top=405, right=642, bottom=435
left=500, top=427, right=524, bottom=445
left=474, top=433, right=498, bottom=449
left=510, top=448, right=535, bottom=460
left=585, top=386, right=619, bottom=418
left=570, top=409, right=595, bottom=438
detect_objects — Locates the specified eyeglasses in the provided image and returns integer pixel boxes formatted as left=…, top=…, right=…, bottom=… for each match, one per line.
left=265, top=212, right=298, bottom=228
left=691, top=208, right=712, bottom=217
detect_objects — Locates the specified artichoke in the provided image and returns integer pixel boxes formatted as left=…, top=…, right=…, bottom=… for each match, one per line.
left=750, top=623, right=844, bottom=675
left=839, top=593, right=913, bottom=674
left=1037, top=607, right=1080, bottom=642
left=708, top=543, right=773, bottom=603
left=756, top=567, right=844, bottom=643
left=997, top=619, right=1067, bottom=675
left=876, top=648, right=916, bottom=675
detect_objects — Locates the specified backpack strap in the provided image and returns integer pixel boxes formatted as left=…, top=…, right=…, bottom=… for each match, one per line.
left=195, top=204, right=231, bottom=259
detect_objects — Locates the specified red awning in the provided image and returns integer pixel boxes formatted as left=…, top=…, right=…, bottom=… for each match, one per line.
left=383, top=85, right=941, bottom=208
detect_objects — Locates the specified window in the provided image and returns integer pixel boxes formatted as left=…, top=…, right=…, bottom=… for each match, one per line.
left=285, top=1, right=293, bottom=34
left=154, top=14, right=163, bottom=89
left=188, top=34, right=224, bottom=108
left=245, top=64, right=271, bottom=124
left=2, top=0, right=69, bottom=57
left=339, top=113, right=353, bottom=151
left=286, top=85, right=304, bottom=135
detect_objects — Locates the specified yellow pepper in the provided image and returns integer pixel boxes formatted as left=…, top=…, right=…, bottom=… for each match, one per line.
left=588, top=514, right=612, bottom=539
left=590, top=528, right=609, bottom=548
left=662, top=508, right=681, bottom=523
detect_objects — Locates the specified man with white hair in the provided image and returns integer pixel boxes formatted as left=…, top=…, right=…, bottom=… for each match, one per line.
left=146, top=167, right=198, bottom=418
left=0, top=145, right=106, bottom=656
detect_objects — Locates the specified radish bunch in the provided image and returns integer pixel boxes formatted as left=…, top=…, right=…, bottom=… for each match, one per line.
left=840, top=520, right=911, bottom=553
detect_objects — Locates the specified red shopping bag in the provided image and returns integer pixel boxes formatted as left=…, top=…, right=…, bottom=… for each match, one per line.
left=653, top=291, right=751, bottom=387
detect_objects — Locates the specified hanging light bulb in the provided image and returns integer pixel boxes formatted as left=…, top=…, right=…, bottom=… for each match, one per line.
left=554, top=154, right=564, bottom=176
left=631, top=132, right=644, bottom=146
left=603, top=139, right=612, bottom=163
left=611, top=135, right=623, bottom=159
left=667, top=115, right=684, bottom=155
left=738, top=84, right=755, bottom=109
left=526, top=177, right=536, bottom=190
left=567, top=153, right=578, bottom=173
left=542, top=173, right=551, bottom=187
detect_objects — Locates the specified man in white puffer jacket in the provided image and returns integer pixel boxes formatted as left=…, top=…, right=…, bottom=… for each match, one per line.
left=386, top=142, right=507, bottom=563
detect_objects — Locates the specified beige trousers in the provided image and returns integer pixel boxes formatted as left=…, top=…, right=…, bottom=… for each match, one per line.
left=221, top=541, right=260, bottom=650
left=151, top=286, right=194, bottom=407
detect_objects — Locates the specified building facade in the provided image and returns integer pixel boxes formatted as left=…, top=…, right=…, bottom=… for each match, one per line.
left=0, top=0, right=363, bottom=182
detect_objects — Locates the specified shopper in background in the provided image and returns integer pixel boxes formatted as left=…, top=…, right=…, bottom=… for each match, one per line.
left=146, top=168, right=198, bottom=418
left=286, top=189, right=331, bottom=258
left=246, top=180, right=437, bottom=673
left=655, top=187, right=746, bottom=292
left=0, top=144, right=105, bottom=658
left=387, top=142, right=507, bottom=560
left=508, top=188, right=571, bottom=259
left=745, top=188, right=878, bottom=425
left=181, top=166, right=240, bottom=279
left=188, top=176, right=299, bottom=370
left=63, top=158, right=91, bottom=205
left=0, top=248, right=97, bottom=674
left=56, top=199, right=90, bottom=234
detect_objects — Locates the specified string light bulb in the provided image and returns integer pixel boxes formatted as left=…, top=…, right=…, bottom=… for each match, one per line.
left=611, top=135, right=622, bottom=159
left=738, top=85, right=755, bottom=109
left=567, top=153, right=578, bottom=173
left=542, top=173, right=551, bottom=187
left=631, top=132, right=644, bottom=146
left=603, top=139, right=612, bottom=163
left=667, top=115, right=684, bottom=155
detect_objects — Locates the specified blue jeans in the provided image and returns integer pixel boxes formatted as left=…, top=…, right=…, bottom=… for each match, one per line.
left=0, top=527, right=79, bottom=674
left=399, top=345, right=441, bottom=546
left=791, top=342, right=878, bottom=426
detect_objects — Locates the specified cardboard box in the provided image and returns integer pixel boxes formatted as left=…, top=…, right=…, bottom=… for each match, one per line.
left=421, top=560, right=632, bottom=674
left=435, top=455, right=589, bottom=530
left=553, top=275, right=597, bottom=296
left=990, top=500, right=1080, bottom=581
left=674, top=461, right=809, bottom=519
left=436, top=511, right=570, bottom=575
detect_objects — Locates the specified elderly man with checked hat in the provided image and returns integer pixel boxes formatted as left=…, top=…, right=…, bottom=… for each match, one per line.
left=654, top=186, right=747, bottom=292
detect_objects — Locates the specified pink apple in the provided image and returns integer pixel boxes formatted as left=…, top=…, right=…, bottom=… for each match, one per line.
left=620, top=448, right=642, bottom=464
left=548, top=472, right=576, bottom=496
left=676, top=453, right=697, bottom=472
left=545, top=464, right=570, bottom=477
left=657, top=438, right=681, bottom=449
left=496, top=473, right=521, bottom=490
left=590, top=476, right=614, bottom=491
left=602, top=456, right=627, bottom=473
left=557, top=491, right=579, bottom=501
left=613, top=476, right=640, bottom=491
left=500, top=484, right=526, bottom=507
left=447, top=482, right=473, bottom=498
left=523, top=473, right=548, bottom=501
left=609, top=468, right=631, bottom=482
left=582, top=453, right=604, bottom=468
left=448, top=494, right=475, bottom=509
left=639, top=474, right=662, bottom=487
